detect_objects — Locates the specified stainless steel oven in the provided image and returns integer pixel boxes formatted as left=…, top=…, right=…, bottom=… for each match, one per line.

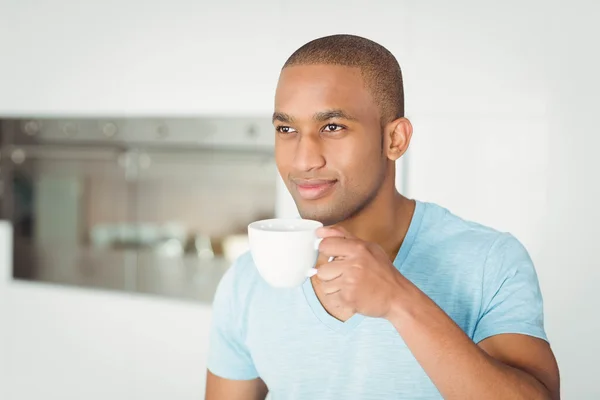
left=0, top=117, right=277, bottom=302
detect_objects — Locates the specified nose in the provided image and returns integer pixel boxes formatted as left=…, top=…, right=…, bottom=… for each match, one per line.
left=292, top=133, right=326, bottom=172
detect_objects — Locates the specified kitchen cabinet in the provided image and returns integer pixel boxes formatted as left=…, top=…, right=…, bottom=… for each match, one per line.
left=0, top=0, right=286, bottom=116
left=0, top=0, right=419, bottom=117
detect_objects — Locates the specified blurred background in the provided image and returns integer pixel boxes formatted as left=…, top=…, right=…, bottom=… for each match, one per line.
left=0, top=0, right=598, bottom=399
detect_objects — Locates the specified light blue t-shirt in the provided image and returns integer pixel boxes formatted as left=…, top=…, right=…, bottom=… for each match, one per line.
left=207, top=201, right=547, bottom=399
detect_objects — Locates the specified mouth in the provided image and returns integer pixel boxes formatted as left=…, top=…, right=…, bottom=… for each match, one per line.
left=292, top=179, right=338, bottom=201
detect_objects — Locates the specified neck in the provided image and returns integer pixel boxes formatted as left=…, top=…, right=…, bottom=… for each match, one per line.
left=337, top=177, right=416, bottom=261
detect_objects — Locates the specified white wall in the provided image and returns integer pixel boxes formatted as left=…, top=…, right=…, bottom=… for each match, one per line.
left=1, top=0, right=599, bottom=399
left=402, top=3, right=600, bottom=399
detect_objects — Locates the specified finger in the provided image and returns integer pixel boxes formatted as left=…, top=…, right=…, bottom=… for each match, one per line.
left=316, top=260, right=349, bottom=282
left=320, top=281, right=342, bottom=296
left=315, top=252, right=333, bottom=265
left=316, top=225, right=355, bottom=239
left=318, top=237, right=368, bottom=259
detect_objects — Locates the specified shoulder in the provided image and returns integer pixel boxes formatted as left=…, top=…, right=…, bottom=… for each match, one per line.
left=416, top=201, right=533, bottom=272
left=212, top=251, right=262, bottom=312
left=417, top=201, right=505, bottom=256
left=220, top=251, right=261, bottom=286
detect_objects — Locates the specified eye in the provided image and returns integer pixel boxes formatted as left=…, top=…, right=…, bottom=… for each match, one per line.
left=323, top=124, right=344, bottom=132
left=276, top=126, right=297, bottom=134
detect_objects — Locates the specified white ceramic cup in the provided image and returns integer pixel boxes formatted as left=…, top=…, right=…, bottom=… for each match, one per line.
left=248, top=218, right=324, bottom=288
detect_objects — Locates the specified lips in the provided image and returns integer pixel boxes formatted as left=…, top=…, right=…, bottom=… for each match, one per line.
left=293, top=179, right=337, bottom=200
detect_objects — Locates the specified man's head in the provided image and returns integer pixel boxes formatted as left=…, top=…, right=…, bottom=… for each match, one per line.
left=274, top=34, right=412, bottom=226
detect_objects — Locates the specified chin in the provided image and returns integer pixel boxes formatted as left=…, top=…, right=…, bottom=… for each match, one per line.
left=297, top=206, right=347, bottom=226
left=292, top=190, right=363, bottom=225
left=295, top=193, right=374, bottom=226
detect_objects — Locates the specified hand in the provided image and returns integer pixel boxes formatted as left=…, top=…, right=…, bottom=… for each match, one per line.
left=315, top=226, right=405, bottom=319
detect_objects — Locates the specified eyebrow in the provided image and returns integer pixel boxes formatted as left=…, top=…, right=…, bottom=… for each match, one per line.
left=313, top=109, right=358, bottom=122
left=272, top=109, right=357, bottom=124
left=272, top=112, right=294, bottom=124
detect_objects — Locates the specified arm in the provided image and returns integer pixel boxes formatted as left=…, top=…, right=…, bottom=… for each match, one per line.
left=206, top=255, right=267, bottom=399
left=317, top=228, right=560, bottom=400
left=387, top=279, right=560, bottom=400
left=205, top=371, right=268, bottom=400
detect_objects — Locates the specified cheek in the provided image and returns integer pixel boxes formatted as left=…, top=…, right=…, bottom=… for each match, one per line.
left=327, top=138, right=382, bottom=186
left=275, top=141, right=293, bottom=174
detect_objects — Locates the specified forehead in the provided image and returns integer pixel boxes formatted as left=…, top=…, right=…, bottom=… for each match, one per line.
left=275, top=65, right=379, bottom=121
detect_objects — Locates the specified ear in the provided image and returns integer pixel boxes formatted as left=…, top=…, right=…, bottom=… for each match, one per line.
left=384, top=117, right=413, bottom=161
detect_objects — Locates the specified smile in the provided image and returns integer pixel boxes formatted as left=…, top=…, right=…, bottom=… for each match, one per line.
left=293, top=179, right=338, bottom=200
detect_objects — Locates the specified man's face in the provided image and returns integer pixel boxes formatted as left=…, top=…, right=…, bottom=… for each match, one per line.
left=274, top=64, right=388, bottom=226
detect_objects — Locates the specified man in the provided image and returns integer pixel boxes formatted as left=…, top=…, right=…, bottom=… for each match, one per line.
left=206, top=34, right=560, bottom=399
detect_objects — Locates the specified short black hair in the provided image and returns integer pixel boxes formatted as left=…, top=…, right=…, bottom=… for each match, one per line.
left=283, top=34, right=404, bottom=123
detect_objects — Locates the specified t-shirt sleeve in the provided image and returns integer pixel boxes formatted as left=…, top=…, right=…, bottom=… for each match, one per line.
left=207, top=259, right=259, bottom=380
left=473, top=233, right=548, bottom=344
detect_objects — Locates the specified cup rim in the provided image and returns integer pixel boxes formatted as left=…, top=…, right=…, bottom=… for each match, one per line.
left=248, top=218, right=323, bottom=232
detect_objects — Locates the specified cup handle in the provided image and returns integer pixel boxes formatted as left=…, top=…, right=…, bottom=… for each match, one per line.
left=306, top=236, right=335, bottom=278
left=314, top=237, right=323, bottom=250
left=306, top=256, right=335, bottom=277
left=306, top=268, right=319, bottom=278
